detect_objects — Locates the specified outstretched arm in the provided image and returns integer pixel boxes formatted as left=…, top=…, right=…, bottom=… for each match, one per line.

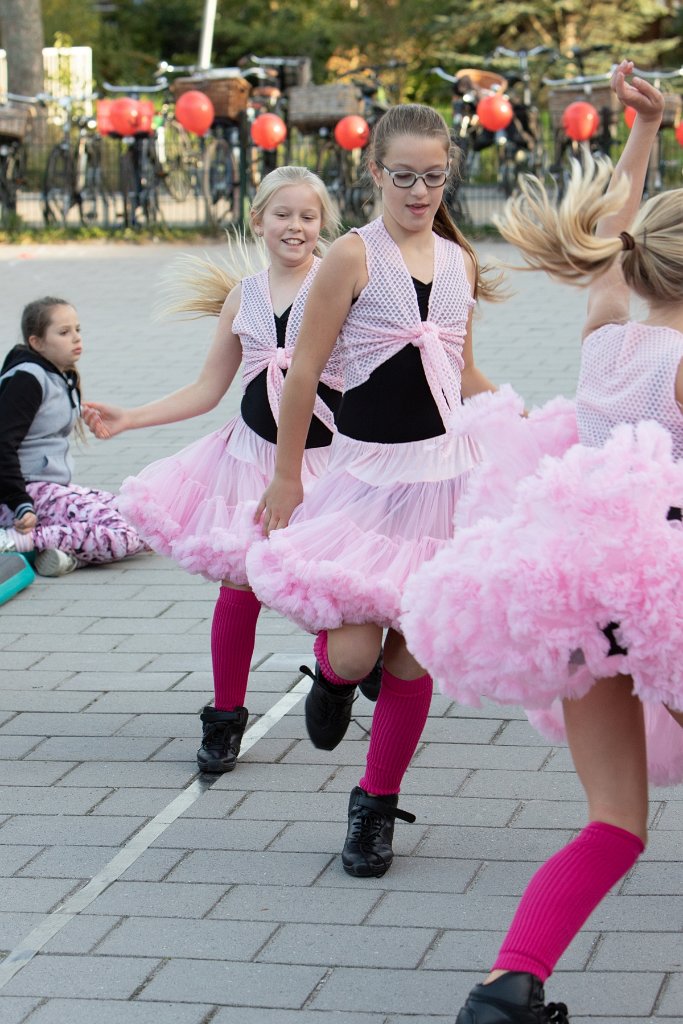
left=583, top=60, right=664, bottom=338
left=82, top=286, right=243, bottom=438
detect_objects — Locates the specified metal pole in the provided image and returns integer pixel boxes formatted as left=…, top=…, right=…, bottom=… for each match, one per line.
left=198, top=0, right=217, bottom=70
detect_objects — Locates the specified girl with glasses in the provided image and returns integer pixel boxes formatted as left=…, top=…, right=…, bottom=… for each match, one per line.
left=247, top=104, right=503, bottom=878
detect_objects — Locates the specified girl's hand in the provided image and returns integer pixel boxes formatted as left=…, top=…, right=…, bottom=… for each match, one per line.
left=81, top=401, right=130, bottom=439
left=612, top=59, right=664, bottom=123
left=14, top=510, right=37, bottom=533
left=254, top=476, right=304, bottom=535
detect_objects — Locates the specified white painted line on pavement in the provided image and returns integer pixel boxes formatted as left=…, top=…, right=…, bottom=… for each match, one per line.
left=0, top=675, right=310, bottom=990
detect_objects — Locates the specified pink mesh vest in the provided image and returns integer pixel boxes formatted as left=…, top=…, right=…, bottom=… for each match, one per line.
left=233, top=257, right=344, bottom=432
left=577, top=321, right=683, bottom=459
left=340, top=217, right=475, bottom=429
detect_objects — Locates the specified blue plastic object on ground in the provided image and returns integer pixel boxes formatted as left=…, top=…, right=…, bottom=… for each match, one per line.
left=0, top=553, right=35, bottom=605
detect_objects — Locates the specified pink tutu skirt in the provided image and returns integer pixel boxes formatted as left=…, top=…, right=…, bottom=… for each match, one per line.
left=246, top=428, right=481, bottom=632
left=401, top=409, right=683, bottom=785
left=118, top=416, right=328, bottom=584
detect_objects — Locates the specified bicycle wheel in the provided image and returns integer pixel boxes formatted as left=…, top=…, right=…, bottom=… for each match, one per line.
left=316, top=141, right=347, bottom=219
left=44, top=146, right=75, bottom=226
left=119, top=149, right=140, bottom=228
left=159, top=119, right=194, bottom=201
left=140, top=141, right=160, bottom=225
left=202, top=136, right=238, bottom=225
left=79, top=140, right=109, bottom=227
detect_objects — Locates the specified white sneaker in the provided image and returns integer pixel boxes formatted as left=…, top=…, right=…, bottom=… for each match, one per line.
left=34, top=549, right=79, bottom=577
left=0, top=528, right=17, bottom=553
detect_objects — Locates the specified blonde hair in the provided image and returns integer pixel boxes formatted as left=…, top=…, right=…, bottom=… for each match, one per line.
left=496, top=155, right=683, bottom=304
left=368, top=104, right=505, bottom=302
left=164, top=166, right=341, bottom=320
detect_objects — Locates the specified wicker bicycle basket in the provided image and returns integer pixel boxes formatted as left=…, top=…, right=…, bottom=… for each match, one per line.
left=286, top=83, right=363, bottom=131
left=171, top=76, right=251, bottom=121
left=547, top=82, right=620, bottom=130
left=0, top=104, right=30, bottom=141
left=455, top=69, right=508, bottom=95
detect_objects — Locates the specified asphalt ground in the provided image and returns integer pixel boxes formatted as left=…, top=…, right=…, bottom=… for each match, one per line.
left=0, top=239, right=680, bottom=1024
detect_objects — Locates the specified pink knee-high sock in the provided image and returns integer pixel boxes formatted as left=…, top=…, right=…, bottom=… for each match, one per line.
left=360, top=667, right=433, bottom=795
left=313, top=630, right=365, bottom=685
left=493, top=821, right=644, bottom=981
left=211, top=587, right=261, bottom=711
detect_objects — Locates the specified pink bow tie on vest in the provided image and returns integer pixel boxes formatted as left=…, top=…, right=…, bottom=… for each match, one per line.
left=266, top=349, right=336, bottom=435
left=411, top=320, right=464, bottom=427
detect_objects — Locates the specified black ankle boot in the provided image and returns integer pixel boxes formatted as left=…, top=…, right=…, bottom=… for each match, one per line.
left=341, top=785, right=416, bottom=878
left=196, top=705, right=249, bottom=773
left=358, top=654, right=383, bottom=702
left=456, top=972, right=569, bottom=1024
left=301, top=662, right=356, bottom=750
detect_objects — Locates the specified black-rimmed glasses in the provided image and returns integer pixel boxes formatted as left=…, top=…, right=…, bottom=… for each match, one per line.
left=377, top=161, right=449, bottom=189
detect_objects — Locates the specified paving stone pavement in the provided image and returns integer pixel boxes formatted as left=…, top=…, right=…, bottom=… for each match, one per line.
left=0, top=240, right=680, bottom=1024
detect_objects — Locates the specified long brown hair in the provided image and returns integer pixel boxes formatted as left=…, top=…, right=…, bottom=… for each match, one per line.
left=367, top=104, right=505, bottom=301
left=20, top=296, right=85, bottom=440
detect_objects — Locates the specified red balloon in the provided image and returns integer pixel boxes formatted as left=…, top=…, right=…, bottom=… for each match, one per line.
left=250, top=113, right=287, bottom=150
left=675, top=122, right=683, bottom=147
left=110, top=97, right=143, bottom=135
left=476, top=94, right=514, bottom=132
left=624, top=106, right=637, bottom=130
left=175, top=90, right=215, bottom=136
left=334, top=115, right=371, bottom=150
left=562, top=101, right=599, bottom=141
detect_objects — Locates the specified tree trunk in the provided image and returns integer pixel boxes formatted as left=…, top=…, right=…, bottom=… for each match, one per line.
left=0, top=0, right=44, bottom=98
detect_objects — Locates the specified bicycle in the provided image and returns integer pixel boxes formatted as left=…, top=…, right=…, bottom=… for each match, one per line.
left=489, top=45, right=554, bottom=196
left=0, top=93, right=36, bottom=224
left=42, top=93, right=110, bottom=227
left=102, top=79, right=169, bottom=227
left=312, top=61, right=404, bottom=222
left=431, top=65, right=508, bottom=222
left=544, top=45, right=619, bottom=196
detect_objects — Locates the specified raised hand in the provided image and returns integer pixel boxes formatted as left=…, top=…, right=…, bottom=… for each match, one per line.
left=612, top=59, right=664, bottom=124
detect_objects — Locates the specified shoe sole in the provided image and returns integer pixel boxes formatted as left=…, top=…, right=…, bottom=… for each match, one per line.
left=341, top=856, right=392, bottom=878
left=196, top=758, right=237, bottom=773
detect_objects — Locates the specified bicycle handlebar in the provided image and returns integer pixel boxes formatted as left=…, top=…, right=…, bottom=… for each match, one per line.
left=102, top=80, right=170, bottom=96
left=493, top=45, right=554, bottom=60
left=5, top=91, right=47, bottom=106
left=247, top=53, right=309, bottom=68
left=543, top=71, right=612, bottom=87
left=629, top=65, right=683, bottom=81
left=431, top=67, right=459, bottom=84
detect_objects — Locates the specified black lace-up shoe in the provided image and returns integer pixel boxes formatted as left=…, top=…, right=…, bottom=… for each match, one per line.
left=456, top=972, right=570, bottom=1024
left=358, top=654, right=383, bottom=702
left=301, top=662, right=356, bottom=750
left=196, top=705, right=249, bottom=773
left=341, top=785, right=416, bottom=878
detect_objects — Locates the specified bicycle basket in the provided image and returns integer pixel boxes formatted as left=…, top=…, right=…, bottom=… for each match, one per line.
left=171, top=76, right=251, bottom=121
left=286, top=83, right=363, bottom=131
left=547, top=82, right=619, bottom=130
left=0, top=104, right=30, bottom=142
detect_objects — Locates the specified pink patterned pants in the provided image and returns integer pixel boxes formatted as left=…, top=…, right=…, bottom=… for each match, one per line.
left=0, top=481, right=148, bottom=565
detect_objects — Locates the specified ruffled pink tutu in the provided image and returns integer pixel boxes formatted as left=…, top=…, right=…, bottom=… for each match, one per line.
left=118, top=416, right=328, bottom=584
left=246, top=429, right=481, bottom=632
left=401, top=403, right=683, bottom=785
